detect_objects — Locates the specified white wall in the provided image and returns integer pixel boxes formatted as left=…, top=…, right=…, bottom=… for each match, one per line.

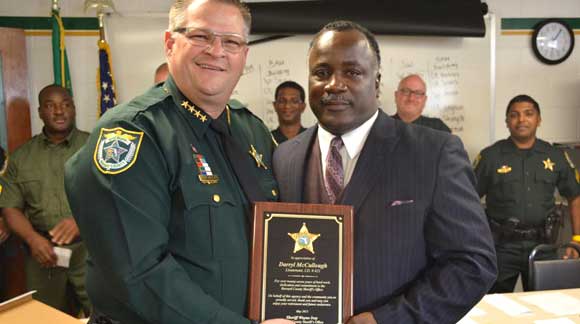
left=2, top=0, right=580, bottom=148
left=486, top=0, right=580, bottom=144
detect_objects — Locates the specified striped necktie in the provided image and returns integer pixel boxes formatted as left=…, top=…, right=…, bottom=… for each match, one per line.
left=325, top=136, right=344, bottom=204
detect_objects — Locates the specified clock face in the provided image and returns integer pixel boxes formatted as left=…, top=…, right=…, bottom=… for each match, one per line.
left=532, top=20, right=575, bottom=65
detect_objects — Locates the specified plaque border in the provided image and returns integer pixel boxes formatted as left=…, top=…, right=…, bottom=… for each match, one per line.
left=249, top=202, right=353, bottom=323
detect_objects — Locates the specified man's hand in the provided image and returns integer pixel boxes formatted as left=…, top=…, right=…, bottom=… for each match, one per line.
left=346, top=312, right=377, bottom=324
left=261, top=320, right=295, bottom=324
left=0, top=218, right=10, bottom=244
left=27, top=235, right=57, bottom=267
left=564, top=243, right=580, bottom=259
left=49, top=217, right=80, bottom=245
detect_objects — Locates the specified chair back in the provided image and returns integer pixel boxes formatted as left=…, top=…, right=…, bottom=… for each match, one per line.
left=528, top=242, right=580, bottom=291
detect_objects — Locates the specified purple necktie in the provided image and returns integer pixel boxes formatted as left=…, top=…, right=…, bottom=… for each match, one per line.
left=325, top=136, right=344, bottom=204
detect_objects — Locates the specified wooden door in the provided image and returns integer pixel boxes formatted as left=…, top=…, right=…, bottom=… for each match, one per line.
left=0, top=27, right=31, bottom=301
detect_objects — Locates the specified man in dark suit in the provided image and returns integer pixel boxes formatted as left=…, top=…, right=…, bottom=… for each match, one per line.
left=273, top=20, right=497, bottom=324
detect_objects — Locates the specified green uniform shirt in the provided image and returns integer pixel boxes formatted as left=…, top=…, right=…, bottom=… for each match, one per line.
left=0, top=128, right=89, bottom=231
left=393, top=114, right=452, bottom=133
left=474, top=138, right=580, bottom=226
left=271, top=126, right=307, bottom=145
left=65, top=76, right=278, bottom=324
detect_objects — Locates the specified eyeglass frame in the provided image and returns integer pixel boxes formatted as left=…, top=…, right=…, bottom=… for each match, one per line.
left=397, top=88, right=426, bottom=99
left=172, top=26, right=248, bottom=54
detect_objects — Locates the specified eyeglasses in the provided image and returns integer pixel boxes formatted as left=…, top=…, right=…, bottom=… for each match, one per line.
left=273, top=99, right=303, bottom=106
left=173, top=27, right=247, bottom=54
left=397, top=88, right=426, bottom=98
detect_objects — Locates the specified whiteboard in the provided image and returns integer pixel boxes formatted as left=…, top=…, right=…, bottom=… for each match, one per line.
left=235, top=21, right=491, bottom=160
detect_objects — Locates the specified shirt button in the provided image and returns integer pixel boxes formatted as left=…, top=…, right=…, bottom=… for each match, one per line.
left=527, top=187, right=531, bottom=191
left=213, top=194, right=221, bottom=203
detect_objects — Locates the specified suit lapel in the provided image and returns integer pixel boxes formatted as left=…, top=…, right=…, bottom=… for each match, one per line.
left=340, top=110, right=400, bottom=213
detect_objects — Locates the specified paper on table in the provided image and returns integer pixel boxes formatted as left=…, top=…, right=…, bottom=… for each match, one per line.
left=519, top=292, right=580, bottom=316
left=455, top=307, right=485, bottom=324
left=534, top=318, right=576, bottom=324
left=456, top=317, right=479, bottom=324
left=483, top=294, right=532, bottom=316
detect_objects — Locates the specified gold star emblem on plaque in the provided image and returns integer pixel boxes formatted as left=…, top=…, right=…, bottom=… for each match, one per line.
left=249, top=145, right=268, bottom=169
left=288, top=223, right=320, bottom=254
left=543, top=158, right=555, bottom=172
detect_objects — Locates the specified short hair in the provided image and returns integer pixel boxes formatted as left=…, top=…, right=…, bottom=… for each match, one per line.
left=168, top=0, right=252, bottom=37
left=506, top=94, right=540, bottom=116
left=38, top=84, right=71, bottom=104
left=310, top=20, right=381, bottom=69
left=274, top=81, right=305, bottom=102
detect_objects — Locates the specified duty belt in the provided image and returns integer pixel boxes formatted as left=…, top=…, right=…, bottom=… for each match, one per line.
left=489, top=218, right=544, bottom=242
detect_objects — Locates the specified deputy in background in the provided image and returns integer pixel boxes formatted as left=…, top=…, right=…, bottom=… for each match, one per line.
left=271, top=81, right=307, bottom=144
left=393, top=74, right=451, bottom=133
left=64, top=0, right=289, bottom=323
left=0, top=85, right=90, bottom=315
left=474, top=94, right=580, bottom=293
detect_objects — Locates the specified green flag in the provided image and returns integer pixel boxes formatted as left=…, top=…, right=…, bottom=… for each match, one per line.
left=51, top=7, right=73, bottom=95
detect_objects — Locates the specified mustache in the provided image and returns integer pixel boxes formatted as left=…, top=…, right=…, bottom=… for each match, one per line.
left=320, top=95, right=351, bottom=105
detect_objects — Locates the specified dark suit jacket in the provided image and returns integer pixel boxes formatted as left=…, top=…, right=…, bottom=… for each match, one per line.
left=273, top=110, right=497, bottom=324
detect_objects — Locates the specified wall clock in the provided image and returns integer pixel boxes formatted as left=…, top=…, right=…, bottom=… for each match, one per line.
left=532, top=19, right=575, bottom=65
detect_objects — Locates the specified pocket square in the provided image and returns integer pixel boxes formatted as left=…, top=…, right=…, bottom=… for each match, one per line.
left=389, top=199, right=414, bottom=207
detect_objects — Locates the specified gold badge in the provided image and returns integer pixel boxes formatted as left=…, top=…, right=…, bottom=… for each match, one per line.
left=497, top=165, right=512, bottom=174
left=288, top=223, right=320, bottom=254
left=249, top=145, right=268, bottom=170
left=543, top=158, right=555, bottom=172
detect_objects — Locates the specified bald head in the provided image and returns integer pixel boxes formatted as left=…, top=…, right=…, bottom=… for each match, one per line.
left=394, top=74, right=427, bottom=123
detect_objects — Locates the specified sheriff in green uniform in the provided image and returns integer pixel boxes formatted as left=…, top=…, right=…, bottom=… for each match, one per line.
left=64, top=1, right=291, bottom=324
left=474, top=94, right=580, bottom=293
left=0, top=85, right=90, bottom=315
left=393, top=74, right=452, bottom=133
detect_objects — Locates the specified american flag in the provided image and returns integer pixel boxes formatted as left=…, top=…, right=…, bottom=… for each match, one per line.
left=98, top=40, right=117, bottom=117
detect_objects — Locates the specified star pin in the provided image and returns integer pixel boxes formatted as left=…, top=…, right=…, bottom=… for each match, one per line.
left=543, top=158, right=555, bottom=171
left=288, top=223, right=320, bottom=254
left=249, top=145, right=268, bottom=169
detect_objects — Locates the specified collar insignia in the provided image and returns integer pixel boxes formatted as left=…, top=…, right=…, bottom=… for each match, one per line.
left=249, top=145, right=268, bottom=170
left=497, top=165, right=512, bottom=174
left=473, top=154, right=482, bottom=169
left=288, top=223, right=320, bottom=254
left=181, top=100, right=208, bottom=123
left=94, top=127, right=144, bottom=175
left=543, top=158, right=555, bottom=172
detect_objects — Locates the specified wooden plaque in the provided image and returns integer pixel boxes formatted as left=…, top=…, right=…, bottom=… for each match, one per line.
left=249, top=202, right=353, bottom=323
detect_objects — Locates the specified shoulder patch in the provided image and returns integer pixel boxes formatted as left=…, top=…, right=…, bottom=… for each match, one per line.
left=93, top=127, right=144, bottom=175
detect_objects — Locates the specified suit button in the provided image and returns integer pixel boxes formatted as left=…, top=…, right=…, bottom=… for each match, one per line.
left=213, top=194, right=221, bottom=203
left=272, top=189, right=277, bottom=197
